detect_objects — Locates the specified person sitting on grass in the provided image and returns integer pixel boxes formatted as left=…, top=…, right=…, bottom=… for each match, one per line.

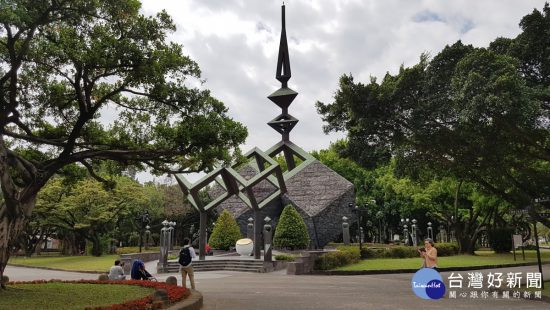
left=130, top=259, right=155, bottom=281
left=108, top=260, right=126, bottom=280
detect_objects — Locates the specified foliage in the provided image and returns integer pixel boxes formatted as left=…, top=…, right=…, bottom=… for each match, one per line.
left=359, top=243, right=459, bottom=259
left=0, top=0, right=247, bottom=280
left=315, top=142, right=511, bottom=254
left=208, top=210, right=242, bottom=250
left=315, top=4, right=550, bottom=229
left=314, top=250, right=361, bottom=270
left=274, top=254, right=296, bottom=261
left=488, top=227, right=514, bottom=253
left=273, top=205, right=310, bottom=250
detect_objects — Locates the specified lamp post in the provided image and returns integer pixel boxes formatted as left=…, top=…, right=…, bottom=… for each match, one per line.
left=376, top=211, right=384, bottom=244
left=533, top=198, right=549, bottom=289
left=168, top=221, right=176, bottom=250
left=427, top=222, right=433, bottom=240
left=137, top=211, right=150, bottom=253
left=411, top=219, right=417, bottom=246
left=160, top=220, right=171, bottom=269
left=401, top=218, right=411, bottom=245
left=349, top=202, right=368, bottom=251
left=144, top=225, right=151, bottom=250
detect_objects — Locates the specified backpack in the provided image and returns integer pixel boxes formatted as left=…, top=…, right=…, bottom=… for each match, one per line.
left=179, top=247, right=192, bottom=266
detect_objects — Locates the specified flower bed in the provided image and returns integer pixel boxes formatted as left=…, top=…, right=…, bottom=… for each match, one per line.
left=7, top=279, right=189, bottom=310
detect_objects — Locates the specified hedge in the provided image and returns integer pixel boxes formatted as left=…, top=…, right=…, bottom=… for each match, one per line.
left=274, top=254, right=296, bottom=261
left=359, top=243, right=459, bottom=259
left=314, top=247, right=361, bottom=270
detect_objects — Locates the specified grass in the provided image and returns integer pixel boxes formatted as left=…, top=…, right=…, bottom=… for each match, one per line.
left=8, top=255, right=119, bottom=272
left=337, top=250, right=550, bottom=271
left=0, top=282, right=153, bottom=310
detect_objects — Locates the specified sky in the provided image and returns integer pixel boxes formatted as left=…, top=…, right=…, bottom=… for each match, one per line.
left=135, top=0, right=548, bottom=183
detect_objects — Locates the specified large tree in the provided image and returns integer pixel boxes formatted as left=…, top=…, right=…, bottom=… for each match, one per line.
left=316, top=5, right=550, bottom=232
left=0, top=0, right=247, bottom=287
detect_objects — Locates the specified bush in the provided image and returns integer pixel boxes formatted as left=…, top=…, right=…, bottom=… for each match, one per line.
left=436, top=243, right=459, bottom=257
left=314, top=249, right=360, bottom=270
left=273, top=205, right=310, bottom=250
left=355, top=243, right=460, bottom=259
left=209, top=210, right=242, bottom=250
left=336, top=245, right=361, bottom=258
left=489, top=227, right=514, bottom=253
left=274, top=254, right=296, bottom=261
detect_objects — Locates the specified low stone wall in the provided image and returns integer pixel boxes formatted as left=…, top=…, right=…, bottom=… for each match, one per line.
left=167, top=291, right=203, bottom=310
left=286, top=250, right=328, bottom=275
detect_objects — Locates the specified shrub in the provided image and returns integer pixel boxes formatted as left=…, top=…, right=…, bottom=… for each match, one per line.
left=314, top=249, right=360, bottom=270
left=436, top=243, right=459, bottom=257
left=336, top=245, right=361, bottom=258
left=274, top=254, right=296, bottom=261
left=489, top=227, right=514, bottom=253
left=209, top=210, right=242, bottom=250
left=273, top=205, right=310, bottom=250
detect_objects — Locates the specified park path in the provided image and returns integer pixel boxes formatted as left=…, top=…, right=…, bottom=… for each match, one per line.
left=5, top=263, right=550, bottom=309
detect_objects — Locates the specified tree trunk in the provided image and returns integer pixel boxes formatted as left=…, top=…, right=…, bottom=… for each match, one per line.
left=91, top=235, right=102, bottom=257
left=0, top=200, right=35, bottom=289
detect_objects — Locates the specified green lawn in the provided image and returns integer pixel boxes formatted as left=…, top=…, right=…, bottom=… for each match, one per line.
left=8, top=255, right=119, bottom=272
left=337, top=250, right=550, bottom=271
left=0, top=282, right=153, bottom=310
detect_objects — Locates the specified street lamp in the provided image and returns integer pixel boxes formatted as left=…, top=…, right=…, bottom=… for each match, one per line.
left=376, top=211, right=384, bottom=244
left=401, top=218, right=411, bottom=245
left=411, top=219, right=417, bottom=246
left=160, top=220, right=171, bottom=268
left=145, top=225, right=151, bottom=250
left=168, top=221, right=176, bottom=250
left=136, top=211, right=150, bottom=253
left=349, top=202, right=369, bottom=251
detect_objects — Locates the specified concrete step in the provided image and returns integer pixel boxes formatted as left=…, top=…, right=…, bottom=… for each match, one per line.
left=162, top=259, right=267, bottom=273
left=164, top=267, right=263, bottom=273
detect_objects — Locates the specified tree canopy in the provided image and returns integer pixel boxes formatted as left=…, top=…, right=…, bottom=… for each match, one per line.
left=0, top=0, right=247, bottom=284
left=316, top=4, right=550, bottom=227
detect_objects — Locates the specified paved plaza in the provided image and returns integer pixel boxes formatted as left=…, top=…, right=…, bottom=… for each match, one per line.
left=5, top=263, right=550, bottom=309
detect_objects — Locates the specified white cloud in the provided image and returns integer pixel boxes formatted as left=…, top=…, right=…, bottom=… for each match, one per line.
left=135, top=0, right=547, bottom=183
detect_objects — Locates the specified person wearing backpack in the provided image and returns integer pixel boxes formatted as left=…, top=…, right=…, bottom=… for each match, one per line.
left=179, top=238, right=196, bottom=290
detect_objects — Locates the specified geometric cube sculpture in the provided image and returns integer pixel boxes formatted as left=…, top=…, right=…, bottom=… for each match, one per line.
left=175, top=147, right=287, bottom=259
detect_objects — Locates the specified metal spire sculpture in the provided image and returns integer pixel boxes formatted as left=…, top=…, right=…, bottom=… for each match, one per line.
left=267, top=3, right=299, bottom=143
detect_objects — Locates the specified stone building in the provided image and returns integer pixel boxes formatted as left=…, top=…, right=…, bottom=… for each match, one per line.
left=210, top=160, right=354, bottom=247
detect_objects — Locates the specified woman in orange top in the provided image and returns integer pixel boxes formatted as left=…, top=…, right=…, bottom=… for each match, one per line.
left=419, top=238, right=438, bottom=271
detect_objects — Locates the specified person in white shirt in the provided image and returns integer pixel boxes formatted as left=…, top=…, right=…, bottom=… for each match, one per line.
left=108, top=260, right=126, bottom=280
left=179, top=238, right=197, bottom=290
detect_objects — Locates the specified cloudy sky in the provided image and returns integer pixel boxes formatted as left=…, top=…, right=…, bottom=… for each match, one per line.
left=136, top=0, right=547, bottom=183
